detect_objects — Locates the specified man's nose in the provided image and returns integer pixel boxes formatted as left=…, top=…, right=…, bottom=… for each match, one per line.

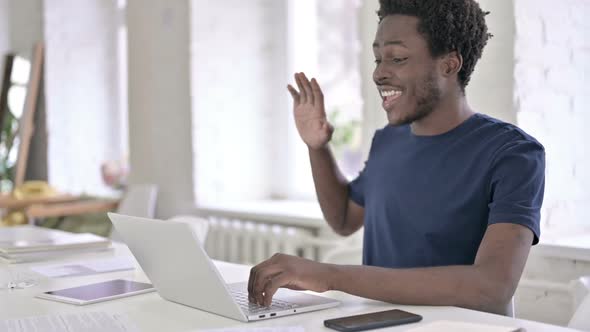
left=373, top=63, right=394, bottom=84
left=373, top=65, right=389, bottom=84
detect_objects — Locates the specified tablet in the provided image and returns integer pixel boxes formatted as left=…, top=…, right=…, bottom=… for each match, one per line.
left=36, top=279, right=155, bottom=305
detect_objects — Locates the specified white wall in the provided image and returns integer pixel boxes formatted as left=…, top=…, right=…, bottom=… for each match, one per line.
left=358, top=0, right=383, bottom=156
left=7, top=0, right=44, bottom=58
left=514, top=0, right=590, bottom=235
left=44, top=0, right=124, bottom=196
left=0, top=0, right=10, bottom=58
left=511, top=0, right=590, bottom=324
left=126, top=0, right=194, bottom=217
left=467, top=0, right=516, bottom=124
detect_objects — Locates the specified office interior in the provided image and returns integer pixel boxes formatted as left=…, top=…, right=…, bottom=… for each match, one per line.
left=0, top=0, right=588, bottom=330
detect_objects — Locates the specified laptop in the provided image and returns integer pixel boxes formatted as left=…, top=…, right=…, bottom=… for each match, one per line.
left=108, top=213, right=340, bottom=322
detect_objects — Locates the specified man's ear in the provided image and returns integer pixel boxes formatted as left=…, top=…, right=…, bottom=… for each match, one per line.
left=440, top=51, right=463, bottom=77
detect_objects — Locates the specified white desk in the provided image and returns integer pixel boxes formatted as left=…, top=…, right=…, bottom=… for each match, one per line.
left=0, top=244, right=579, bottom=332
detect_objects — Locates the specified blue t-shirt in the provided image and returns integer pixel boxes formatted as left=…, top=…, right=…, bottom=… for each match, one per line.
left=348, top=113, right=545, bottom=268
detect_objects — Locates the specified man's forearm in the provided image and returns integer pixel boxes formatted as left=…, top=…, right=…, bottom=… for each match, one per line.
left=308, top=146, right=350, bottom=234
left=327, top=264, right=513, bottom=315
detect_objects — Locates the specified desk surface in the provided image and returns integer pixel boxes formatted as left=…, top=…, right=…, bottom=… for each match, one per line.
left=0, top=244, right=579, bottom=332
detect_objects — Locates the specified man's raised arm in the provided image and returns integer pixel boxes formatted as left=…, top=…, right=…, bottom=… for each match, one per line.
left=288, top=72, right=364, bottom=236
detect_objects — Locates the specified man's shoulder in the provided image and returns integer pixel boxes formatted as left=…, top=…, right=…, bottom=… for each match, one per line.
left=471, top=113, right=544, bottom=149
left=471, top=114, right=545, bottom=170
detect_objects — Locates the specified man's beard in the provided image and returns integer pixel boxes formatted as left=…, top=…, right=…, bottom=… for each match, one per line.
left=396, top=71, right=441, bottom=126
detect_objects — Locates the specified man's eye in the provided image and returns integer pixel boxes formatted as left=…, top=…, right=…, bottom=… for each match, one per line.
left=374, top=59, right=382, bottom=65
left=392, top=57, right=408, bottom=63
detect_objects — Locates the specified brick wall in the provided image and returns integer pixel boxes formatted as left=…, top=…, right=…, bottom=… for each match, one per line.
left=513, top=0, right=590, bottom=326
left=514, top=0, right=590, bottom=234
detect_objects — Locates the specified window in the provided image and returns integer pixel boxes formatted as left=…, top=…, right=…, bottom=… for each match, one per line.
left=191, top=0, right=363, bottom=205
left=44, top=0, right=128, bottom=196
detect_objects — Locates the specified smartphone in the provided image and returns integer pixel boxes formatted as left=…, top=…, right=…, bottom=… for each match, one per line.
left=36, top=279, right=155, bottom=305
left=324, top=309, right=422, bottom=332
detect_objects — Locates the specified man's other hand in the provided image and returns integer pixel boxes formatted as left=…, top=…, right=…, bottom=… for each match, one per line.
left=288, top=72, right=334, bottom=150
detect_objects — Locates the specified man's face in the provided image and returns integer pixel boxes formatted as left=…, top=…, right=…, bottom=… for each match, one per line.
left=373, top=15, right=442, bottom=126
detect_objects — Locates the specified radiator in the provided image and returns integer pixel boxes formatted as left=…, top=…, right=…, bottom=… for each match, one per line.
left=203, top=217, right=317, bottom=265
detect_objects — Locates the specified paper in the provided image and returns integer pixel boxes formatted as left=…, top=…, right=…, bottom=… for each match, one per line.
left=406, top=320, right=522, bottom=332
left=31, top=257, right=135, bottom=278
left=0, top=226, right=110, bottom=254
left=200, top=327, right=304, bottom=332
left=0, top=311, right=140, bottom=332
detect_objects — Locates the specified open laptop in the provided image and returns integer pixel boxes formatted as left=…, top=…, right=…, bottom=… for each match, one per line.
left=108, top=213, right=340, bottom=322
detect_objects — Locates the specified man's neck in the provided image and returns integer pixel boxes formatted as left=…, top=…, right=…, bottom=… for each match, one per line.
left=410, top=95, right=473, bottom=136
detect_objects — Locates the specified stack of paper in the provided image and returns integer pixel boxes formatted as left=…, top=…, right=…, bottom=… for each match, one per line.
left=0, top=226, right=112, bottom=263
left=407, top=320, right=523, bottom=332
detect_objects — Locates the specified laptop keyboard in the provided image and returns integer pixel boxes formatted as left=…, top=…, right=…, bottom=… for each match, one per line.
left=228, top=286, right=299, bottom=314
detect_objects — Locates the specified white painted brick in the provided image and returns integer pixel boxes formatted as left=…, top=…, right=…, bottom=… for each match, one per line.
left=544, top=23, right=575, bottom=48
left=513, top=64, right=544, bottom=93
left=545, top=67, right=584, bottom=96
left=538, top=3, right=570, bottom=28
left=514, top=16, right=544, bottom=46
left=570, top=29, right=590, bottom=49
left=570, top=1, right=590, bottom=28
left=513, top=41, right=546, bottom=66
left=515, top=0, right=589, bottom=236
left=573, top=94, right=590, bottom=117
left=514, top=0, right=543, bottom=19
left=516, top=110, right=547, bottom=140
left=571, top=49, right=590, bottom=81
left=544, top=43, right=575, bottom=67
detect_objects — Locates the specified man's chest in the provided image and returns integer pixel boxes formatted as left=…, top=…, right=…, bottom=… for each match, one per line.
left=363, top=142, right=492, bottom=222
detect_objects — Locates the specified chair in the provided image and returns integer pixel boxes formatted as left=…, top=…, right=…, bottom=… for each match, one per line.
left=568, top=276, right=590, bottom=331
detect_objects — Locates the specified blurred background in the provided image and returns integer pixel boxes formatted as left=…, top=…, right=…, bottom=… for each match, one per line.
left=0, top=0, right=588, bottom=327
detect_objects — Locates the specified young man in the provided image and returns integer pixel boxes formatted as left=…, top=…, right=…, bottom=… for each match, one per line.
left=248, top=0, right=544, bottom=315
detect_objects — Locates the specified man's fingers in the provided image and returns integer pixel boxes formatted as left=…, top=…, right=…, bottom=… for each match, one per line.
left=311, top=78, right=324, bottom=108
left=252, top=266, right=284, bottom=305
left=294, top=73, right=307, bottom=104
left=287, top=84, right=300, bottom=105
left=322, top=121, right=334, bottom=136
left=262, top=272, right=293, bottom=307
left=248, top=258, right=276, bottom=301
left=300, top=73, right=314, bottom=105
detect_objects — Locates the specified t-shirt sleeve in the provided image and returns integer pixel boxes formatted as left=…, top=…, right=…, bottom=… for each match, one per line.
left=348, top=164, right=367, bottom=206
left=487, top=138, right=545, bottom=245
left=348, top=131, right=381, bottom=207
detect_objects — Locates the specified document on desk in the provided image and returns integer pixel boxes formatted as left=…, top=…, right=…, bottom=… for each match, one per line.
left=406, top=320, right=522, bottom=332
left=0, top=311, right=140, bottom=332
left=30, top=256, right=135, bottom=278
left=199, top=327, right=304, bottom=332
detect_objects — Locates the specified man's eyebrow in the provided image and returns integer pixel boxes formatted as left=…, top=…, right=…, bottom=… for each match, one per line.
left=372, top=40, right=408, bottom=48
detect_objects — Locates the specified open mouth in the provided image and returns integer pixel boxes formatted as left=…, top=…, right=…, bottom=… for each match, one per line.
left=380, top=89, right=403, bottom=109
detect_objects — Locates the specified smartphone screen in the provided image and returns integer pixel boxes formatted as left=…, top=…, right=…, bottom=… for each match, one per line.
left=44, top=279, right=153, bottom=301
left=324, top=309, right=422, bottom=332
